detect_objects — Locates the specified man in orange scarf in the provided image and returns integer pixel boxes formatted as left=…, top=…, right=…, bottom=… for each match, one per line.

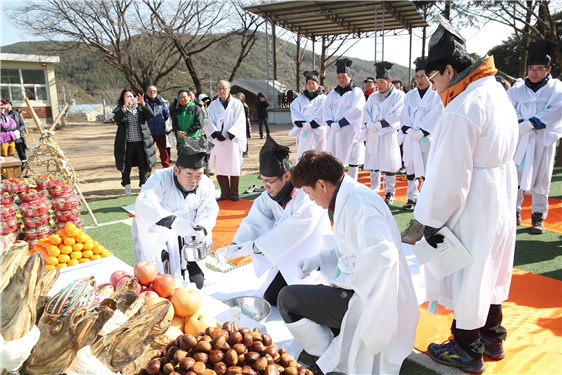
left=413, top=15, right=518, bottom=374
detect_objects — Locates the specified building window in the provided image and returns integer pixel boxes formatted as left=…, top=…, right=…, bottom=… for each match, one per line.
left=1, top=68, right=49, bottom=102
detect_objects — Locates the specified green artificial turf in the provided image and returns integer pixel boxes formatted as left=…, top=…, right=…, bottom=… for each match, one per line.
left=400, top=359, right=440, bottom=375
left=83, top=223, right=135, bottom=266
left=80, top=195, right=137, bottom=226
left=549, top=166, right=561, bottom=199
left=213, top=172, right=265, bottom=196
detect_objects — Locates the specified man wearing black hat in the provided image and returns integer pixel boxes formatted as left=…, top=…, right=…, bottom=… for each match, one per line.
left=507, top=40, right=562, bottom=234
left=289, top=70, right=328, bottom=161
left=363, top=76, right=376, bottom=100
left=225, top=137, right=331, bottom=306
left=322, top=58, right=366, bottom=180
left=399, top=57, right=443, bottom=224
left=132, top=136, right=219, bottom=289
left=362, top=61, right=405, bottom=205
left=413, top=15, right=518, bottom=373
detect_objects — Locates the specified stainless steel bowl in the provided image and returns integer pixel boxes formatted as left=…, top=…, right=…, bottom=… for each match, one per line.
left=223, top=296, right=272, bottom=323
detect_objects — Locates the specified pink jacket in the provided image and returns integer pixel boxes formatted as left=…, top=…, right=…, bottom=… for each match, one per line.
left=1, top=114, right=17, bottom=144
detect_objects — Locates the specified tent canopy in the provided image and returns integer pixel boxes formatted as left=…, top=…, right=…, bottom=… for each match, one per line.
left=243, top=0, right=428, bottom=39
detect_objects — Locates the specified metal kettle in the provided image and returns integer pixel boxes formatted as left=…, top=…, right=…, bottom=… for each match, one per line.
left=181, top=236, right=214, bottom=262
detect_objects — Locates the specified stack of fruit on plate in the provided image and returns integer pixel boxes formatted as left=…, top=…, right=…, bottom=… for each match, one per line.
left=48, top=181, right=82, bottom=230
left=18, top=184, right=53, bottom=248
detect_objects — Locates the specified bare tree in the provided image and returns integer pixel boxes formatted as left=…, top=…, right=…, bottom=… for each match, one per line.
left=318, top=35, right=364, bottom=87
left=14, top=0, right=183, bottom=93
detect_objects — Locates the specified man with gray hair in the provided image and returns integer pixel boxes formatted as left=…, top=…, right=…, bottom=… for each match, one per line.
left=206, top=80, right=247, bottom=201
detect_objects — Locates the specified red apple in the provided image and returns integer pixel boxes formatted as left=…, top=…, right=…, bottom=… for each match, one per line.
left=134, top=261, right=159, bottom=286
left=97, top=282, right=112, bottom=290
left=139, top=290, right=159, bottom=302
left=152, top=274, right=176, bottom=298
left=115, top=275, right=132, bottom=290
left=110, top=270, right=130, bottom=288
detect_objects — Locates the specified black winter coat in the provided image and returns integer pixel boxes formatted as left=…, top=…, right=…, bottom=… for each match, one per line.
left=255, top=99, right=269, bottom=118
left=113, top=105, right=156, bottom=172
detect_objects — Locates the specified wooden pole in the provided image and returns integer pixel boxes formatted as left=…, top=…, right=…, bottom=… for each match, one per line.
left=22, top=95, right=44, bottom=135
left=48, top=103, right=69, bottom=132
left=74, top=183, right=99, bottom=226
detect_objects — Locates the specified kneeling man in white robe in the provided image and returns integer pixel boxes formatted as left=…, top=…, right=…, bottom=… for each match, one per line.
left=278, top=151, right=419, bottom=375
left=226, top=137, right=332, bottom=305
left=132, top=136, right=219, bottom=289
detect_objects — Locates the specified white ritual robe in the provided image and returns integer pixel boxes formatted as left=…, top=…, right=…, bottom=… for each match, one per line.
left=322, top=85, right=365, bottom=165
left=131, top=168, right=219, bottom=278
left=289, top=92, right=328, bottom=161
left=507, top=78, right=562, bottom=194
left=206, top=96, right=247, bottom=176
left=362, top=88, right=405, bottom=172
left=414, top=76, right=518, bottom=330
left=401, top=86, right=443, bottom=178
left=232, top=188, right=332, bottom=298
left=316, top=176, right=419, bottom=375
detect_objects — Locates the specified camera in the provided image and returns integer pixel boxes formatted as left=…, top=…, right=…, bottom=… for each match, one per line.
left=127, top=97, right=138, bottom=104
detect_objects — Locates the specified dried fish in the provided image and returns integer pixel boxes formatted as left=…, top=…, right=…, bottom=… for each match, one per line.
left=0, top=241, right=29, bottom=291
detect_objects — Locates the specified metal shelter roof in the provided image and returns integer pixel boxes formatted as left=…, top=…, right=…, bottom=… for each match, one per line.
left=243, top=0, right=428, bottom=39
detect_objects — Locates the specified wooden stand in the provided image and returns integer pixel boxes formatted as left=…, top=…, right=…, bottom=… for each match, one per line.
left=21, top=95, right=99, bottom=226
left=0, top=156, right=22, bottom=178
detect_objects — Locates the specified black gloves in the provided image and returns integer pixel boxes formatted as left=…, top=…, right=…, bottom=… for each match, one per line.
left=423, top=225, right=445, bottom=249
left=381, top=119, right=390, bottom=128
left=401, top=125, right=411, bottom=134
left=217, top=133, right=226, bottom=141
left=211, top=131, right=226, bottom=141
left=294, top=120, right=304, bottom=128
left=227, top=132, right=235, bottom=140
left=156, top=215, right=177, bottom=229
left=421, top=129, right=430, bottom=137
left=310, top=120, right=320, bottom=129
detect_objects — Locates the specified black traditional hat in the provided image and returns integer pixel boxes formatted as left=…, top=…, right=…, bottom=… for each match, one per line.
left=176, top=136, right=214, bottom=169
left=527, top=40, right=558, bottom=66
left=363, top=76, right=375, bottom=83
left=335, top=58, right=353, bottom=74
left=259, top=136, right=292, bottom=177
left=414, top=57, right=428, bottom=72
left=375, top=61, right=393, bottom=80
left=425, top=15, right=467, bottom=74
left=303, top=70, right=320, bottom=83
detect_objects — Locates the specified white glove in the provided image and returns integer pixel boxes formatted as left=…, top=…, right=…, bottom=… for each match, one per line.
left=171, top=218, right=196, bottom=237
left=519, top=120, right=534, bottom=135
left=13, top=130, right=21, bottom=139
left=226, top=241, right=253, bottom=259
left=297, top=255, right=321, bottom=279
left=406, top=128, right=424, bottom=141
left=366, top=122, right=378, bottom=133
left=373, top=121, right=383, bottom=131
left=330, top=122, right=341, bottom=133
left=302, top=122, right=313, bottom=132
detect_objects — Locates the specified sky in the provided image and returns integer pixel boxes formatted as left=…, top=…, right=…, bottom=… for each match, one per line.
left=1, top=0, right=514, bottom=69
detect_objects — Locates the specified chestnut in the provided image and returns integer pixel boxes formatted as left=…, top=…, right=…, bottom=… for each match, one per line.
left=214, top=362, right=227, bottom=375
left=179, top=357, right=196, bottom=371
left=175, top=349, right=188, bottom=362
left=232, top=343, right=247, bottom=355
left=163, top=363, right=175, bottom=374
left=242, top=334, right=253, bottom=348
left=279, top=354, right=295, bottom=368
left=222, top=321, right=234, bottom=334
left=192, top=352, right=209, bottom=363
left=244, top=351, right=260, bottom=364
left=224, top=349, right=238, bottom=367
left=196, top=341, right=212, bottom=353
left=253, top=357, right=267, bottom=372
left=211, top=329, right=228, bottom=338
left=261, top=334, right=273, bottom=347
left=167, top=347, right=178, bottom=360
left=192, top=362, right=207, bottom=375
left=181, top=335, right=198, bottom=350
left=209, top=349, right=224, bottom=363
left=228, top=332, right=243, bottom=346
left=250, top=331, right=262, bottom=342
left=146, top=359, right=161, bottom=375
left=212, top=335, right=226, bottom=350
left=239, top=327, right=251, bottom=335
left=241, top=365, right=256, bottom=375
left=226, top=366, right=242, bottom=375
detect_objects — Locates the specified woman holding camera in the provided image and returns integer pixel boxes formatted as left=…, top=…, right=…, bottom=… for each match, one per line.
left=113, top=88, right=156, bottom=196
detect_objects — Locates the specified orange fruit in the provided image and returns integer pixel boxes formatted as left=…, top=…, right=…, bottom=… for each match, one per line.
left=45, top=265, right=55, bottom=271
left=79, top=258, right=90, bottom=263
left=33, top=244, right=43, bottom=253
left=70, top=251, right=82, bottom=260
left=68, top=259, right=79, bottom=266
left=73, top=243, right=84, bottom=252
left=64, top=237, right=76, bottom=246
left=47, top=246, right=61, bottom=257
left=92, top=245, right=103, bottom=254
left=90, top=254, right=101, bottom=260
left=46, top=256, right=59, bottom=265
left=38, top=237, right=49, bottom=243
left=57, top=229, right=67, bottom=237
left=82, top=250, right=93, bottom=258
left=48, top=234, right=62, bottom=245
left=75, top=233, right=88, bottom=243
left=56, top=263, right=68, bottom=268
left=65, top=222, right=77, bottom=231
left=101, top=250, right=112, bottom=258
left=66, top=228, right=79, bottom=237
left=83, top=241, right=94, bottom=250
left=60, top=245, right=73, bottom=255
left=58, top=254, right=70, bottom=263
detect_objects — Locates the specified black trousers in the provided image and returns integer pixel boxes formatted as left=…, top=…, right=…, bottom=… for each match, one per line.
left=278, top=284, right=354, bottom=336
left=263, top=271, right=287, bottom=306
left=452, top=304, right=507, bottom=359
left=15, top=142, right=27, bottom=162
left=121, top=141, right=149, bottom=187
left=257, top=117, right=270, bottom=135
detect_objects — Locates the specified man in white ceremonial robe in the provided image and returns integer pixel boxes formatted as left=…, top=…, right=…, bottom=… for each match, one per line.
left=132, top=136, right=219, bottom=289
left=226, top=137, right=332, bottom=306
left=278, top=151, right=418, bottom=375
left=206, top=79, right=247, bottom=201
left=289, top=70, right=328, bottom=162
left=362, top=61, right=405, bottom=205
left=507, top=40, right=562, bottom=234
left=413, top=16, right=518, bottom=374
left=322, top=58, right=365, bottom=180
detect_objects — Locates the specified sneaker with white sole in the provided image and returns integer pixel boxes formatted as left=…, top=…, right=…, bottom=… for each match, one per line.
left=124, top=185, right=132, bottom=196
left=384, top=193, right=394, bottom=205
left=427, top=339, right=485, bottom=374
left=243, top=184, right=256, bottom=194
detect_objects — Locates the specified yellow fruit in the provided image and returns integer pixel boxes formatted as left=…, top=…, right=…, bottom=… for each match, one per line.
left=171, top=288, right=202, bottom=318
left=47, top=246, right=60, bottom=257
left=82, top=250, right=93, bottom=258
left=65, top=222, right=77, bottom=231
left=45, top=265, right=55, bottom=271
left=73, top=243, right=84, bottom=252
left=79, top=258, right=90, bottom=263
left=70, top=251, right=82, bottom=260
left=83, top=240, right=94, bottom=250
left=46, top=256, right=59, bottom=266
left=68, top=259, right=79, bottom=266
left=60, top=245, right=73, bottom=255
left=58, top=254, right=70, bottom=263
left=90, top=254, right=101, bottom=260
left=64, top=237, right=76, bottom=246
left=101, top=250, right=112, bottom=258
left=56, top=263, right=68, bottom=268
left=92, top=245, right=103, bottom=254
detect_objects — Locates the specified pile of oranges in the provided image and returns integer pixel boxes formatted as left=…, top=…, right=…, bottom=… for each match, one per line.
left=29, top=222, right=113, bottom=271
